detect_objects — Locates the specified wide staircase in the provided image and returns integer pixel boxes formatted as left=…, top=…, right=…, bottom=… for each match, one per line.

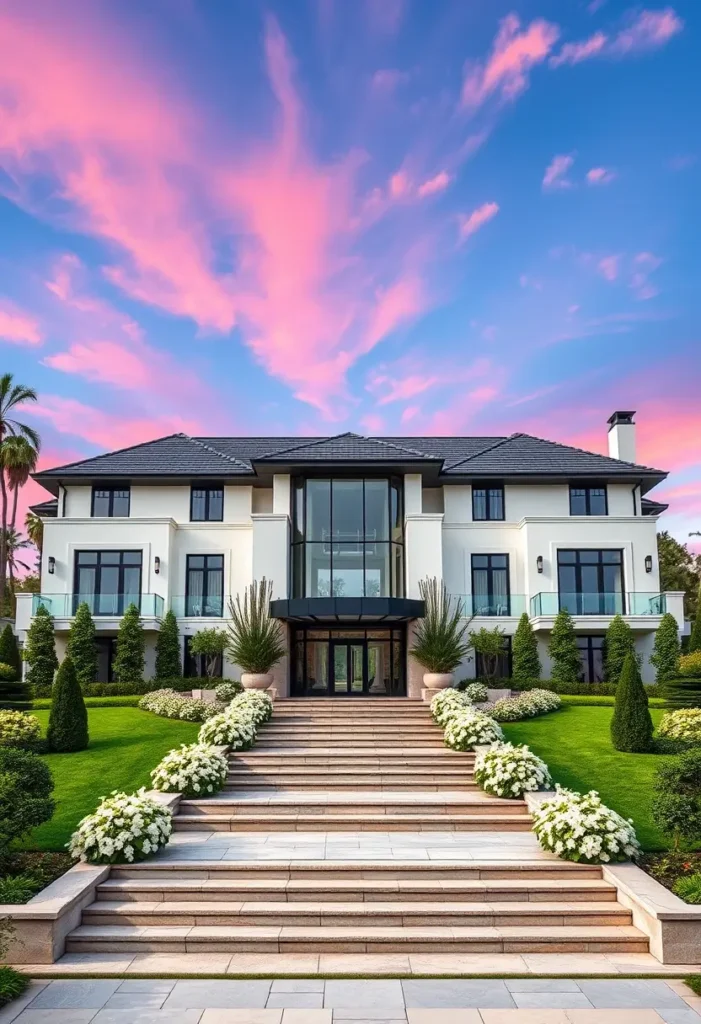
left=67, top=698, right=649, bottom=957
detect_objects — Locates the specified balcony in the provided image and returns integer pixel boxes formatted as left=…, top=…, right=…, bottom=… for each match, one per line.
left=32, top=593, right=164, bottom=618
left=454, top=594, right=527, bottom=617
left=529, top=592, right=666, bottom=617
left=170, top=595, right=228, bottom=618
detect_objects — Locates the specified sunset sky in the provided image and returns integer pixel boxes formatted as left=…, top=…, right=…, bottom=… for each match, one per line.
left=0, top=0, right=698, bottom=545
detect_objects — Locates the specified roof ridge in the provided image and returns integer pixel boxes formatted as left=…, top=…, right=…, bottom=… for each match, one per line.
left=367, top=436, right=436, bottom=460
left=516, top=432, right=661, bottom=473
left=255, top=434, right=350, bottom=460
left=184, top=435, right=250, bottom=470
left=446, top=434, right=514, bottom=470
left=34, top=432, right=186, bottom=476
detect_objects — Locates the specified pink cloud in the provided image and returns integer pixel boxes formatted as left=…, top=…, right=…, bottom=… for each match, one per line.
left=543, top=154, right=575, bottom=190
left=371, top=69, right=409, bottom=93
left=416, top=171, right=452, bottom=199
left=597, top=255, right=620, bottom=281
left=363, top=276, right=426, bottom=352
left=550, top=8, right=683, bottom=67
left=549, top=32, right=608, bottom=67
left=367, top=371, right=439, bottom=406
left=0, top=301, right=42, bottom=346
left=359, top=413, right=385, bottom=434
left=458, top=201, right=500, bottom=242
left=461, top=14, right=559, bottom=110
left=29, top=396, right=200, bottom=450
left=389, top=170, right=412, bottom=199
left=44, top=341, right=152, bottom=389
left=586, top=166, right=616, bottom=185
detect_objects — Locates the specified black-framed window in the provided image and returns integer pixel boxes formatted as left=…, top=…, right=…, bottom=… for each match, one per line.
left=96, top=638, right=116, bottom=683
left=577, top=636, right=605, bottom=684
left=91, top=486, right=130, bottom=517
left=184, top=635, right=221, bottom=679
left=471, top=554, right=510, bottom=616
left=475, top=635, right=512, bottom=680
left=292, top=627, right=405, bottom=697
left=74, top=550, right=142, bottom=616
left=557, top=549, right=624, bottom=615
left=472, top=483, right=504, bottom=521
left=292, top=477, right=404, bottom=598
left=190, top=484, right=224, bottom=522
left=569, top=484, right=608, bottom=516
left=186, top=554, right=224, bottom=616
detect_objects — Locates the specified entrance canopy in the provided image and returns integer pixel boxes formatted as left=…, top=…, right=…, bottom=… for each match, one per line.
left=270, top=597, right=424, bottom=625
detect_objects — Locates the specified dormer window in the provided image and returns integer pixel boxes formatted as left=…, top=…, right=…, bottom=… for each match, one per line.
left=570, top=483, right=608, bottom=516
left=191, top=484, right=224, bottom=522
left=91, top=486, right=130, bottom=517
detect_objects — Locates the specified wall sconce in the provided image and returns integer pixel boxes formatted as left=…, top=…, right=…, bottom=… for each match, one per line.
left=536, top=556, right=544, bottom=574
left=154, top=556, right=161, bottom=575
left=48, top=556, right=55, bottom=575
left=645, top=555, right=653, bottom=574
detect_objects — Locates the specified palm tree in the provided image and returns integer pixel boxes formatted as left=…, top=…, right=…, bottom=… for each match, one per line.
left=25, top=510, right=44, bottom=566
left=3, top=435, right=38, bottom=531
left=0, top=375, right=40, bottom=610
left=1, top=527, right=33, bottom=592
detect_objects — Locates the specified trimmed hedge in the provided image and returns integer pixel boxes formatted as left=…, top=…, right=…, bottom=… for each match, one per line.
left=33, top=696, right=143, bottom=709
left=664, top=676, right=701, bottom=709
left=31, top=676, right=229, bottom=699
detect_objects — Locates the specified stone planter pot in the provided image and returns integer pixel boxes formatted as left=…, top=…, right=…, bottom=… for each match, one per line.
left=422, top=672, right=454, bottom=690
left=241, top=672, right=274, bottom=691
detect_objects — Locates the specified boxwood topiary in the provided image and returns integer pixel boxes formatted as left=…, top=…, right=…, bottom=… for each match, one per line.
left=47, top=656, right=89, bottom=752
left=610, top=650, right=653, bottom=753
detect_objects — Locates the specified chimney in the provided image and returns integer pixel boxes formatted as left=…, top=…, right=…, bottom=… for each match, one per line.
left=607, top=410, right=636, bottom=463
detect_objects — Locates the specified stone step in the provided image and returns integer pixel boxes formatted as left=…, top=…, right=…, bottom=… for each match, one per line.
left=227, top=765, right=475, bottom=776
left=177, top=795, right=519, bottom=816
left=83, top=900, right=632, bottom=929
left=256, top=738, right=447, bottom=748
left=223, top=776, right=477, bottom=790
left=229, top=754, right=473, bottom=765
left=172, top=812, right=533, bottom=831
left=66, top=923, right=649, bottom=954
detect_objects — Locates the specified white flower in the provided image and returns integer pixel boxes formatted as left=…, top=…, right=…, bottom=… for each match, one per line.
left=474, top=743, right=551, bottom=798
left=532, top=786, right=640, bottom=865
left=430, top=689, right=473, bottom=726
left=659, top=708, right=701, bottom=742
left=151, top=743, right=229, bottom=798
left=443, top=709, right=503, bottom=751
left=491, top=689, right=562, bottom=722
left=68, top=790, right=172, bottom=865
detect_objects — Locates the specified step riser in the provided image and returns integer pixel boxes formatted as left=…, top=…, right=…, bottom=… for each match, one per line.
left=178, top=804, right=522, bottom=817
left=84, top=911, right=632, bottom=928
left=229, top=758, right=474, bottom=765
left=96, top=887, right=618, bottom=904
left=173, top=817, right=533, bottom=832
left=108, top=864, right=605, bottom=880
left=223, top=781, right=477, bottom=790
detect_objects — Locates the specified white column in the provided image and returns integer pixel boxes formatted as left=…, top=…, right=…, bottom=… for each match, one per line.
left=405, top=513, right=444, bottom=598
left=251, top=514, right=290, bottom=598
left=665, top=591, right=686, bottom=632
left=273, top=474, right=291, bottom=515
left=404, top=474, right=422, bottom=516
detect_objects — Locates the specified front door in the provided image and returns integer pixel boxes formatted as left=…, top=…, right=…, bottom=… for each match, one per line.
left=331, top=641, right=365, bottom=695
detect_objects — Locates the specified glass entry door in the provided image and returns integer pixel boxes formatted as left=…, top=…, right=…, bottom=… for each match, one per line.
left=332, top=642, right=365, bottom=694
left=293, top=627, right=406, bottom=696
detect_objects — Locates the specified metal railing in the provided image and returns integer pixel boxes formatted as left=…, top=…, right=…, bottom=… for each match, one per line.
left=32, top=593, right=165, bottom=617
left=529, top=592, right=666, bottom=617
left=453, top=594, right=527, bottom=617
left=170, top=595, right=228, bottom=618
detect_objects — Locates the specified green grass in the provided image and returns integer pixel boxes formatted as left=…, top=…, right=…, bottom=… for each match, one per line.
left=26, top=708, right=200, bottom=850
left=559, top=694, right=668, bottom=708
left=32, top=696, right=143, bottom=709
left=502, top=705, right=671, bottom=851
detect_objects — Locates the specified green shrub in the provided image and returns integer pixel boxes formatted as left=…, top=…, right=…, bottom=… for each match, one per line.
left=689, top=582, right=701, bottom=654
left=23, top=605, right=57, bottom=695
left=0, top=966, right=29, bottom=1008
left=113, top=604, right=145, bottom=683
left=190, top=628, right=227, bottom=679
left=0, top=710, right=41, bottom=748
left=664, top=676, right=701, bottom=709
left=0, top=873, right=41, bottom=903
left=155, top=609, right=181, bottom=679
left=549, top=609, right=581, bottom=684
left=679, top=652, right=701, bottom=678
left=0, top=746, right=55, bottom=852
left=605, top=614, right=636, bottom=684
left=611, top=651, right=653, bottom=752
left=0, top=664, right=14, bottom=682
left=409, top=577, right=471, bottom=674
left=68, top=602, right=98, bottom=689
left=650, top=612, right=682, bottom=684
left=652, top=748, right=701, bottom=849
left=47, top=656, right=89, bottom=753
left=673, top=873, right=701, bottom=904
left=512, top=612, right=541, bottom=682
left=0, top=624, right=21, bottom=681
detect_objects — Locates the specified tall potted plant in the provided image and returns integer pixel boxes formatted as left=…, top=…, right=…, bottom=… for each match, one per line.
left=410, top=577, right=472, bottom=690
left=226, top=578, right=286, bottom=690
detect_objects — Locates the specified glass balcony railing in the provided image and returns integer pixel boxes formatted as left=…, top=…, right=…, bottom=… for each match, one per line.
left=32, top=594, right=164, bottom=618
left=170, top=595, right=228, bottom=618
left=454, top=595, right=527, bottom=617
left=529, top=592, right=666, bottom=617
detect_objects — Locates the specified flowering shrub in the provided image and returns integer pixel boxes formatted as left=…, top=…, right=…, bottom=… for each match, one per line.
left=463, top=682, right=489, bottom=703
left=532, top=786, right=640, bottom=863
left=178, top=699, right=226, bottom=722
left=491, top=688, right=562, bottom=722
left=444, top=709, right=503, bottom=751
left=68, top=788, right=172, bottom=864
left=138, top=689, right=224, bottom=723
left=232, top=689, right=273, bottom=724
left=151, top=743, right=228, bottom=797
left=658, top=708, right=701, bottom=743
left=430, top=688, right=472, bottom=727
left=198, top=707, right=257, bottom=748
left=474, top=742, right=551, bottom=798
left=0, top=710, right=42, bottom=748
left=679, top=652, right=701, bottom=677
left=214, top=682, right=243, bottom=704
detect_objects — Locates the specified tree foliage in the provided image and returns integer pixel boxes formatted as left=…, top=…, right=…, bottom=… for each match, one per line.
left=113, top=604, right=145, bottom=683
left=155, top=609, right=181, bottom=679
left=468, top=626, right=506, bottom=683
left=226, top=579, right=287, bottom=674
left=410, top=577, right=473, bottom=674
left=0, top=746, right=54, bottom=853
left=189, top=628, right=226, bottom=679
left=652, top=748, right=701, bottom=850
left=23, top=604, right=57, bottom=694
left=610, top=650, right=653, bottom=752
left=47, top=655, right=89, bottom=752
left=689, top=580, right=701, bottom=654
left=657, top=530, right=701, bottom=620
left=605, top=614, right=635, bottom=685
left=512, top=612, right=541, bottom=682
left=549, top=608, right=581, bottom=683
left=650, top=612, right=681, bottom=683
left=68, top=602, right=98, bottom=690
left=0, top=624, right=21, bottom=681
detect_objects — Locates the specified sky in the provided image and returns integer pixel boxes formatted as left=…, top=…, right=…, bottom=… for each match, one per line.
left=0, top=0, right=699, bottom=547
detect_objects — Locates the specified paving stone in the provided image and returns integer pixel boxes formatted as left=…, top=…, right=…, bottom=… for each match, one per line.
left=402, top=979, right=514, bottom=1009
left=29, top=980, right=121, bottom=1009
left=406, top=1012, right=481, bottom=1023
left=102, top=993, right=169, bottom=1009
left=565, top=1013, right=665, bottom=1024
left=324, top=981, right=405, bottom=1010
left=92, top=1013, right=204, bottom=1024
left=199, top=1013, right=281, bottom=1023
left=265, top=994, right=324, bottom=1009
left=270, top=980, right=325, bottom=993
left=0, top=982, right=48, bottom=1024
left=505, top=980, right=583, bottom=993
left=13, top=1014, right=98, bottom=1024
left=657, top=1012, right=701, bottom=1023
left=513, top=993, right=593, bottom=1009
left=281, top=1013, right=331, bottom=1023
left=116, top=982, right=176, bottom=994
left=164, top=981, right=272, bottom=1009
left=479, top=1013, right=571, bottom=1024
left=578, top=981, right=687, bottom=1009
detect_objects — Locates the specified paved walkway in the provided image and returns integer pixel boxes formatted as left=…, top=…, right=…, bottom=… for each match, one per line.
left=3, top=978, right=701, bottom=1022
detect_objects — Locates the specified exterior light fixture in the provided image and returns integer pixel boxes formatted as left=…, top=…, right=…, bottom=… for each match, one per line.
left=154, top=556, right=161, bottom=575
left=536, top=556, right=544, bottom=574
left=645, top=555, right=653, bottom=573
left=48, top=556, right=55, bottom=575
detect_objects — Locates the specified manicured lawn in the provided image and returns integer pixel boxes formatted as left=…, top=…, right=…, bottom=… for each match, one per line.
left=27, top=708, right=200, bottom=850
left=503, top=705, right=670, bottom=851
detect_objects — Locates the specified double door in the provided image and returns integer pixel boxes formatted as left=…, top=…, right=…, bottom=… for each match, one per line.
left=293, top=627, right=405, bottom=697
left=331, top=640, right=365, bottom=695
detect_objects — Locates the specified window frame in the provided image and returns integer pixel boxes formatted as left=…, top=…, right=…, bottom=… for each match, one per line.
left=91, top=485, right=131, bottom=518
left=576, top=635, right=605, bottom=684
left=471, top=482, right=505, bottom=521
left=190, top=483, right=224, bottom=522
left=185, top=553, right=225, bottom=617
left=569, top=482, right=608, bottom=516
left=470, top=553, right=511, bottom=616
left=73, top=549, right=143, bottom=616
left=557, top=548, right=625, bottom=615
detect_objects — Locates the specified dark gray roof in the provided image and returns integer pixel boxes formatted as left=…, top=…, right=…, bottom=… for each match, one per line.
left=33, top=430, right=666, bottom=490
left=29, top=498, right=58, bottom=517
left=642, top=497, right=669, bottom=516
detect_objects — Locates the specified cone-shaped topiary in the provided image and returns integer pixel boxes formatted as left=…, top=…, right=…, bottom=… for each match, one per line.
left=689, top=582, right=701, bottom=654
left=47, top=655, right=89, bottom=752
left=611, top=650, right=653, bottom=752
left=549, top=608, right=581, bottom=684
left=68, top=602, right=97, bottom=690
left=113, top=604, right=145, bottom=684
left=0, top=623, right=22, bottom=681
left=512, top=612, right=541, bottom=682
left=605, top=614, right=636, bottom=684
left=23, top=605, right=57, bottom=696
left=155, top=609, right=181, bottom=679
left=650, top=612, right=681, bottom=684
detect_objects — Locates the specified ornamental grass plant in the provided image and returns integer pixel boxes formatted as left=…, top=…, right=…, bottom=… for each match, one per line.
left=226, top=578, right=286, bottom=673
left=411, top=577, right=472, bottom=673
